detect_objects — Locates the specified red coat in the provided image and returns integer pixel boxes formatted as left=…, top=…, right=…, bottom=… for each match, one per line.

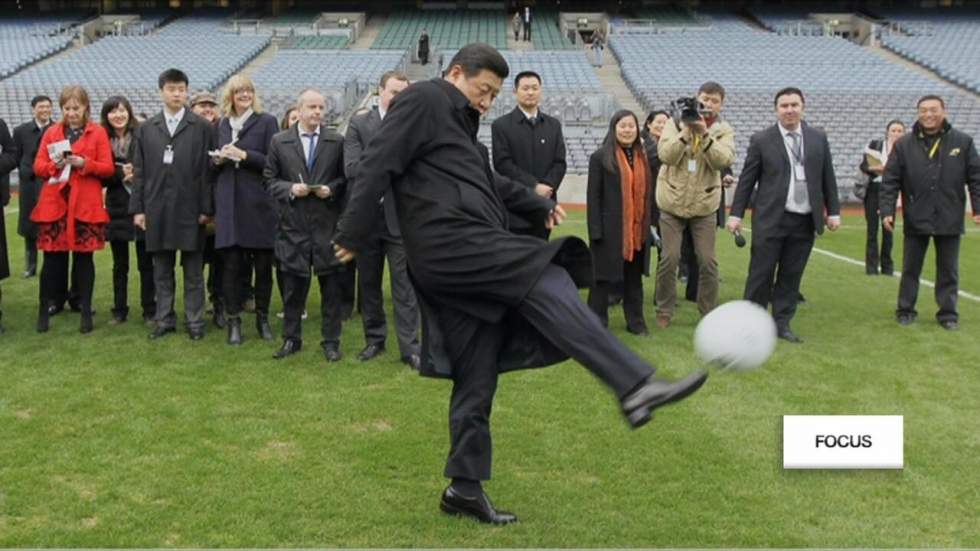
left=32, top=122, right=113, bottom=250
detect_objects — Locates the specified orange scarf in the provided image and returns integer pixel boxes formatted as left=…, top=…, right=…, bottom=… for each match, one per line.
left=615, top=146, right=648, bottom=262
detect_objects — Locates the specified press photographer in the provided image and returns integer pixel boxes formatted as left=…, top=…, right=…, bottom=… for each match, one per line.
left=654, top=81, right=735, bottom=329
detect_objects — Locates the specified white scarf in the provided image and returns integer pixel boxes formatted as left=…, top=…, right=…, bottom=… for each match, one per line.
left=228, top=108, right=253, bottom=143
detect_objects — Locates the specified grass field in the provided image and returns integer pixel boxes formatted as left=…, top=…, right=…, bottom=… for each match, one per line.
left=1, top=207, right=979, bottom=547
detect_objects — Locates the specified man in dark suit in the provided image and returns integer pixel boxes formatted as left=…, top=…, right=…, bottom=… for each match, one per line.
left=130, top=68, right=215, bottom=341
left=880, top=95, right=980, bottom=330
left=11, top=95, right=53, bottom=278
left=727, top=87, right=840, bottom=343
left=344, top=71, right=421, bottom=368
left=263, top=88, right=348, bottom=362
left=491, top=70, right=566, bottom=239
left=334, top=43, right=706, bottom=525
left=0, top=117, right=13, bottom=333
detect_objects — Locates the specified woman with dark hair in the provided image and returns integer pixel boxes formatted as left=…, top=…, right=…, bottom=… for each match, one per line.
left=32, top=85, right=114, bottom=333
left=586, top=110, right=655, bottom=335
left=212, top=74, right=280, bottom=345
left=101, top=95, right=155, bottom=325
left=858, top=119, right=906, bottom=275
left=280, top=106, right=299, bottom=130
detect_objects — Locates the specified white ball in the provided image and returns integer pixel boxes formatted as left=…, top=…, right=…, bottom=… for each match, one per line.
left=694, top=300, right=777, bottom=370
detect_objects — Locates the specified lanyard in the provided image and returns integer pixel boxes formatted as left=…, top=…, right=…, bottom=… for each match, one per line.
left=928, top=138, right=941, bottom=160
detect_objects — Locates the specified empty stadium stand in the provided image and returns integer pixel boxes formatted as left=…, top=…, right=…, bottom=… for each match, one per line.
left=880, top=11, right=980, bottom=95
left=373, top=9, right=506, bottom=50
left=0, top=16, right=269, bottom=124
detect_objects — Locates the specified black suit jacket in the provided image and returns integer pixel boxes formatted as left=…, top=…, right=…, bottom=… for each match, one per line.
left=263, top=124, right=347, bottom=276
left=731, top=122, right=840, bottom=239
left=344, top=107, right=400, bottom=236
left=12, top=120, right=51, bottom=237
left=491, top=107, right=567, bottom=193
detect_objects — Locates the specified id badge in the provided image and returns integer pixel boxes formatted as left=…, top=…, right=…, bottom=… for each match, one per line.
left=793, top=164, right=806, bottom=181
left=163, top=146, right=174, bottom=165
left=687, top=159, right=697, bottom=174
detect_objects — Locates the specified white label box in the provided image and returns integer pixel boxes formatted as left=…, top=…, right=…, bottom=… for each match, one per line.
left=783, top=415, right=904, bottom=469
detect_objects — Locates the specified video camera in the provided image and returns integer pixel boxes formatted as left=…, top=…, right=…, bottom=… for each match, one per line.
left=669, top=97, right=713, bottom=126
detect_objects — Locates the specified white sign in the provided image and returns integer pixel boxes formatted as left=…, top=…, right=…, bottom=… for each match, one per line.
left=783, top=415, right=903, bottom=469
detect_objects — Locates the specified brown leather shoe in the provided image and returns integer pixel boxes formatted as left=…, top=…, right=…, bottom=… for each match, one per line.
left=655, top=315, right=671, bottom=329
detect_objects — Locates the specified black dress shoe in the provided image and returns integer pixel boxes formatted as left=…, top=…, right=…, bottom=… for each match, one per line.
left=227, top=317, right=243, bottom=345
left=621, top=371, right=708, bottom=428
left=896, top=313, right=916, bottom=326
left=212, top=302, right=226, bottom=329
left=188, top=328, right=205, bottom=341
left=940, top=320, right=959, bottom=331
left=322, top=343, right=342, bottom=362
left=22, top=269, right=36, bottom=278
left=357, top=343, right=385, bottom=361
left=439, top=486, right=517, bottom=525
left=47, top=303, right=64, bottom=316
left=36, top=305, right=50, bottom=333
left=148, top=326, right=176, bottom=340
left=627, top=326, right=650, bottom=336
left=777, top=328, right=803, bottom=343
left=402, top=353, right=422, bottom=371
left=80, top=311, right=94, bottom=334
left=273, top=339, right=302, bottom=359
left=256, top=314, right=274, bottom=341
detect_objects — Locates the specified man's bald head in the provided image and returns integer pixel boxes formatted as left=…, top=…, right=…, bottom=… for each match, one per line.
left=297, top=88, right=326, bottom=132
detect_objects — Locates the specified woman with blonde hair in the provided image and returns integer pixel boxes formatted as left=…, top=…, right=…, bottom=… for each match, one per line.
left=212, top=73, right=280, bottom=345
left=32, top=85, right=114, bottom=333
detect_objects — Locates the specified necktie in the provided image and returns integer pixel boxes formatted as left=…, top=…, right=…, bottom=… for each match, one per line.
left=528, top=115, right=538, bottom=127
left=304, top=133, right=317, bottom=172
left=788, top=132, right=806, bottom=204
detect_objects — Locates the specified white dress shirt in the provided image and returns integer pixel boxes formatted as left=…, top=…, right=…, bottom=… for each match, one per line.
left=164, top=107, right=185, bottom=137
left=778, top=123, right=810, bottom=215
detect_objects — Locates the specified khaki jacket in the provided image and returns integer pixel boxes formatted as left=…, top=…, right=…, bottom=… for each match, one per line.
left=656, top=118, right=735, bottom=218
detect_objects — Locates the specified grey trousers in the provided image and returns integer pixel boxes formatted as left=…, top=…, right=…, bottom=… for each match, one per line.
left=656, top=211, right=719, bottom=317
left=152, top=250, right=205, bottom=331
left=359, top=216, right=420, bottom=358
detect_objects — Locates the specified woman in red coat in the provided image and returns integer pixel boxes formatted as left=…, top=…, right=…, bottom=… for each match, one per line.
left=32, top=85, right=113, bottom=333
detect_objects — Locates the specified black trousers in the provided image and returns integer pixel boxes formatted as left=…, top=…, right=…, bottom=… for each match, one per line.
left=587, top=255, right=647, bottom=333
left=898, top=233, right=960, bottom=323
left=444, top=264, right=653, bottom=481
left=152, top=250, right=205, bottom=331
left=24, top=237, right=37, bottom=273
left=358, top=214, right=421, bottom=357
left=340, top=260, right=357, bottom=319
left=222, top=247, right=273, bottom=318
left=280, top=270, right=344, bottom=345
left=863, top=185, right=894, bottom=275
left=109, top=239, right=156, bottom=320
left=743, top=212, right=814, bottom=330
left=523, top=21, right=531, bottom=41
left=41, top=251, right=94, bottom=314
left=203, top=235, right=223, bottom=308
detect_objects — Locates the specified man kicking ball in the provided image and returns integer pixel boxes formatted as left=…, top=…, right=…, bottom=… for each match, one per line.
left=333, top=43, right=707, bottom=525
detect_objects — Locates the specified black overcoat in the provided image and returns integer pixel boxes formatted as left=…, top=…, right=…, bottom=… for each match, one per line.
left=263, top=124, right=348, bottom=277
left=586, top=148, right=654, bottom=283
left=0, top=119, right=11, bottom=280
left=214, top=112, right=279, bottom=250
left=103, top=133, right=140, bottom=242
left=491, top=107, right=567, bottom=192
left=880, top=121, right=980, bottom=236
left=334, top=78, right=592, bottom=379
left=129, top=110, right=215, bottom=252
left=12, top=120, right=50, bottom=239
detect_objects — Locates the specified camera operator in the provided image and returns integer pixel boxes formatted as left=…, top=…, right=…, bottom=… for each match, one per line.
left=653, top=82, right=735, bottom=329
